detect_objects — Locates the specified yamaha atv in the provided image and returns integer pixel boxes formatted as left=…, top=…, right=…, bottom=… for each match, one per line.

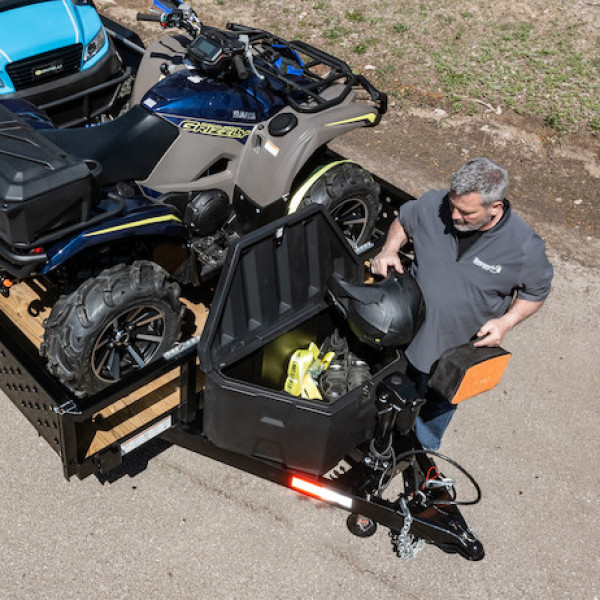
left=0, top=0, right=387, bottom=396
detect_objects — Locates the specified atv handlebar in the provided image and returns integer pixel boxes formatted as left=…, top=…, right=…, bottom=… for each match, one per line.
left=136, top=13, right=162, bottom=23
left=232, top=54, right=249, bottom=80
left=137, top=7, right=200, bottom=36
left=136, top=12, right=386, bottom=118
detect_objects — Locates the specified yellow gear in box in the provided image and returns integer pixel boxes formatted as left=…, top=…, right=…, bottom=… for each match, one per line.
left=284, top=343, right=335, bottom=400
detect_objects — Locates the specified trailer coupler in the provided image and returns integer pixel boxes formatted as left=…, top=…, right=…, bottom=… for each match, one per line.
left=322, top=438, right=484, bottom=560
left=291, top=470, right=484, bottom=561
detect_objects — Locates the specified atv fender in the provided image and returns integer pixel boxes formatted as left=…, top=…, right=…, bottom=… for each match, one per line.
left=40, top=205, right=189, bottom=276
left=234, top=101, right=380, bottom=208
left=287, top=159, right=358, bottom=214
left=131, top=35, right=190, bottom=105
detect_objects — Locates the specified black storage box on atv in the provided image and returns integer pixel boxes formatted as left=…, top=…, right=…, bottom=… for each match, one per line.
left=0, top=103, right=100, bottom=247
left=199, top=205, right=406, bottom=476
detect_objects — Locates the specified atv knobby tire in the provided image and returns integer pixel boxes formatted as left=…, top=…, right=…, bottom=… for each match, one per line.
left=301, top=163, right=380, bottom=247
left=41, top=261, right=184, bottom=397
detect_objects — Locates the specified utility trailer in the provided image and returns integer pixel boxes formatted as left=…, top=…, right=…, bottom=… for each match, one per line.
left=0, top=203, right=484, bottom=562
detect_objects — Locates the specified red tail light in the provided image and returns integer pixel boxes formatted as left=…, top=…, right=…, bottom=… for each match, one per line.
left=290, top=476, right=353, bottom=509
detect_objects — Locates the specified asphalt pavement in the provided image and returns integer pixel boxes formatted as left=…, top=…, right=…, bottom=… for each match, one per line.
left=1, top=152, right=599, bottom=600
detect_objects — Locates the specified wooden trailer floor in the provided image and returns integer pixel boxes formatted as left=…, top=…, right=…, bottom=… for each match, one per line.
left=2, top=279, right=208, bottom=458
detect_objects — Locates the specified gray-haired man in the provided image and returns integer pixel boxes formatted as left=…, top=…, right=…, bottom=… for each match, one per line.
left=371, top=157, right=553, bottom=449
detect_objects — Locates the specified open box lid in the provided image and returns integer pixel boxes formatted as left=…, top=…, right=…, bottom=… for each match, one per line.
left=199, top=204, right=363, bottom=371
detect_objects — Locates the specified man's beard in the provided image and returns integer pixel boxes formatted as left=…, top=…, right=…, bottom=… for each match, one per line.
left=453, top=210, right=493, bottom=232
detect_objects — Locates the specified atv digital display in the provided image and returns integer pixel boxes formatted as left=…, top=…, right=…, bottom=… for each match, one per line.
left=188, top=35, right=224, bottom=71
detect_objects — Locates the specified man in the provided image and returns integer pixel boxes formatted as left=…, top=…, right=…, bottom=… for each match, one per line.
left=371, top=157, right=553, bottom=450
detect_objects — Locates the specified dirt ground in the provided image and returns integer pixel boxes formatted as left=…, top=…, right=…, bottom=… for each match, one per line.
left=99, top=0, right=599, bottom=267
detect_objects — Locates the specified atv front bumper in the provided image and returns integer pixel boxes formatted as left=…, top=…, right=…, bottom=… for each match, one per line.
left=2, top=40, right=128, bottom=128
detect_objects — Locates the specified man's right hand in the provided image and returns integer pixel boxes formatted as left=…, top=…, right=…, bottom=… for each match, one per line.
left=370, top=219, right=408, bottom=276
left=370, top=251, right=404, bottom=276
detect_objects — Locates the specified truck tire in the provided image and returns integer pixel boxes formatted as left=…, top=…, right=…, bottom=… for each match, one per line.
left=41, top=261, right=184, bottom=397
left=300, top=163, right=380, bottom=247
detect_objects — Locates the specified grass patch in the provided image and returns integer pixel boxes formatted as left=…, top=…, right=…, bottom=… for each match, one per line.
left=203, top=0, right=599, bottom=134
left=414, top=17, right=600, bottom=131
left=393, top=23, right=409, bottom=34
left=346, top=10, right=366, bottom=22
left=322, top=25, right=350, bottom=41
left=353, top=37, right=379, bottom=54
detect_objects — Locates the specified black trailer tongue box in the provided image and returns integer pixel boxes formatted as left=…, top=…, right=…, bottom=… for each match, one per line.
left=0, top=103, right=99, bottom=247
left=199, top=205, right=404, bottom=476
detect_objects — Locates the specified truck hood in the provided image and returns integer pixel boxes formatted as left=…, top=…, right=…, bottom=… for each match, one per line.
left=0, top=0, right=83, bottom=63
left=0, top=0, right=49, bottom=11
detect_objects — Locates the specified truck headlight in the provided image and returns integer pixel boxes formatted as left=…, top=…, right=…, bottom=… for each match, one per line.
left=83, top=27, right=106, bottom=63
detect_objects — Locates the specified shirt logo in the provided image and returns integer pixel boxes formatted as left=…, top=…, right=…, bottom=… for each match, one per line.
left=473, top=256, right=502, bottom=274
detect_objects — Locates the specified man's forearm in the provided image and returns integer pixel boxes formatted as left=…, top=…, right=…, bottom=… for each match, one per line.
left=475, top=298, right=546, bottom=346
left=381, top=218, right=409, bottom=254
left=501, top=298, right=545, bottom=329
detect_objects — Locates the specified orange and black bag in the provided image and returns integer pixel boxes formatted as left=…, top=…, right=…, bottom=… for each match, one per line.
left=428, top=342, right=511, bottom=404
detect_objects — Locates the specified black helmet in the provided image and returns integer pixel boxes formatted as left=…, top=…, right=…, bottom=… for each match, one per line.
left=326, top=270, right=425, bottom=348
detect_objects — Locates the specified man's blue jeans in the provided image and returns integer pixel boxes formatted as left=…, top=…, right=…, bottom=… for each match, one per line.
left=407, top=363, right=457, bottom=451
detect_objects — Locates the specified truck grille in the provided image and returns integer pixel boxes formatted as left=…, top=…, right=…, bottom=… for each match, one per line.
left=6, top=43, right=82, bottom=90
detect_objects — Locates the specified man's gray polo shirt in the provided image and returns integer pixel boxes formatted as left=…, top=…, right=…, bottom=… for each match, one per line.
left=398, top=189, right=553, bottom=373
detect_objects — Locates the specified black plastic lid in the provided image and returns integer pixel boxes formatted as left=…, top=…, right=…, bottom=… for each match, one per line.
left=199, top=204, right=363, bottom=371
left=0, top=102, right=91, bottom=203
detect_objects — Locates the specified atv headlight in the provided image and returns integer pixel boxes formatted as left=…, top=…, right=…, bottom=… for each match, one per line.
left=83, top=27, right=106, bottom=63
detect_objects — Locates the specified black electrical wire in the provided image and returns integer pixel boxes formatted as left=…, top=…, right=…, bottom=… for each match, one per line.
left=393, top=448, right=482, bottom=506
left=368, top=436, right=397, bottom=497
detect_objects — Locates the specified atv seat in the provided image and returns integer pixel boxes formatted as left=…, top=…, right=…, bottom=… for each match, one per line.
left=41, top=106, right=179, bottom=186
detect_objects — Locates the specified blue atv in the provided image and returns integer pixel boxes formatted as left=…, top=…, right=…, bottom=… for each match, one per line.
left=0, top=0, right=388, bottom=396
left=0, top=0, right=129, bottom=127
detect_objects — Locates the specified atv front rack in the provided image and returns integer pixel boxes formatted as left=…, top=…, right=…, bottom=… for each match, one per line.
left=225, top=23, right=387, bottom=117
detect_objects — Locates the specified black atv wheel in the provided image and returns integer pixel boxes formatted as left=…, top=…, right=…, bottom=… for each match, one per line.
left=301, top=163, right=380, bottom=247
left=41, top=261, right=184, bottom=397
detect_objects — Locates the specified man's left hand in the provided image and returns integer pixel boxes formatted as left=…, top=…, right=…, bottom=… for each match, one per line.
left=474, top=298, right=546, bottom=347
left=474, top=318, right=511, bottom=347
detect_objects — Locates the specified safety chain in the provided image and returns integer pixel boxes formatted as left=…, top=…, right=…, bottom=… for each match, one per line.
left=389, top=497, right=426, bottom=561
